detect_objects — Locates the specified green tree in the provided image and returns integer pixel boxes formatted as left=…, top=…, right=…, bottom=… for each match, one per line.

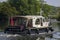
left=0, top=2, right=18, bottom=16
left=0, top=2, right=19, bottom=29
left=7, top=0, right=40, bottom=15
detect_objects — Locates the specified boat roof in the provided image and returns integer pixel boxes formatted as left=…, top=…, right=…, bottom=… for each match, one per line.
left=12, top=15, right=44, bottom=19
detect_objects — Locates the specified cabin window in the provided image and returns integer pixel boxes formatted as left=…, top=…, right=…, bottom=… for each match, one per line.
left=27, top=19, right=32, bottom=27
left=11, top=17, right=27, bottom=26
left=35, top=18, right=40, bottom=25
left=35, top=18, right=43, bottom=26
left=43, top=18, right=45, bottom=22
left=43, top=18, right=49, bottom=22
left=40, top=18, right=43, bottom=26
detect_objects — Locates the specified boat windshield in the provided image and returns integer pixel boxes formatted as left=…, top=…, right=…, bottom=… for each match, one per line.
left=43, top=18, right=49, bottom=22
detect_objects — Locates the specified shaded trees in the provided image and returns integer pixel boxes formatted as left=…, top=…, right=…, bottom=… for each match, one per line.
left=7, top=0, right=40, bottom=15
left=0, top=2, right=18, bottom=16
left=0, top=2, right=18, bottom=29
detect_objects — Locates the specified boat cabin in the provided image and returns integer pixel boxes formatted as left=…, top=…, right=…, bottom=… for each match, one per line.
left=10, top=15, right=49, bottom=28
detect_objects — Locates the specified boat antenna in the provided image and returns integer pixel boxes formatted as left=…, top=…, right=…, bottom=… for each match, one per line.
left=39, top=0, right=46, bottom=16
left=40, top=9, right=43, bottom=16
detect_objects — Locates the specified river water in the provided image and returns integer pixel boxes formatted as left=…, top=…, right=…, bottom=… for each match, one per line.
left=0, top=32, right=45, bottom=40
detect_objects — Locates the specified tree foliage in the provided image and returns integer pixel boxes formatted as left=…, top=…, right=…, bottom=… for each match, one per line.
left=0, top=2, right=18, bottom=16
left=7, top=0, right=40, bottom=15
